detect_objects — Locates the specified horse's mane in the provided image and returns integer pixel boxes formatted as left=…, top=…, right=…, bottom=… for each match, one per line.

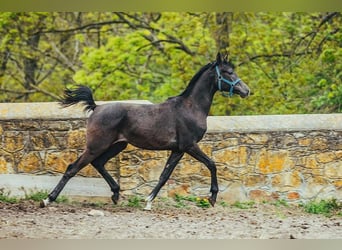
left=178, top=62, right=214, bottom=97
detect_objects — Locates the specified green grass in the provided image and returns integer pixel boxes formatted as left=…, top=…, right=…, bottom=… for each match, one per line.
left=1, top=188, right=340, bottom=218
left=174, top=194, right=211, bottom=209
left=0, top=189, right=18, bottom=203
left=301, top=199, right=342, bottom=217
left=272, top=199, right=289, bottom=207
left=0, top=189, right=69, bottom=204
left=232, top=201, right=256, bottom=209
left=126, top=195, right=144, bottom=208
left=23, top=190, right=69, bottom=204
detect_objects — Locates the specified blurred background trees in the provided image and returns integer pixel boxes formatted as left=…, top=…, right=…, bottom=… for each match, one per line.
left=0, top=12, right=340, bottom=115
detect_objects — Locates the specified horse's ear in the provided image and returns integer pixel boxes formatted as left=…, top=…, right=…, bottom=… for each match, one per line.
left=216, top=52, right=223, bottom=64
left=223, top=53, right=229, bottom=62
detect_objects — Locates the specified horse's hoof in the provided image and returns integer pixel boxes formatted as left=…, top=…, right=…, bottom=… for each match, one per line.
left=40, top=198, right=49, bottom=208
left=39, top=200, right=45, bottom=208
left=144, top=201, right=152, bottom=211
left=111, top=194, right=119, bottom=205
left=208, top=197, right=216, bottom=207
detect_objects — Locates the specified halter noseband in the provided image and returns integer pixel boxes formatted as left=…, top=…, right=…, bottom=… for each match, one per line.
left=215, top=65, right=241, bottom=97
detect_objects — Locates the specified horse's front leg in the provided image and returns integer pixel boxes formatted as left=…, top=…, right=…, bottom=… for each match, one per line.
left=186, top=144, right=218, bottom=206
left=144, top=151, right=184, bottom=210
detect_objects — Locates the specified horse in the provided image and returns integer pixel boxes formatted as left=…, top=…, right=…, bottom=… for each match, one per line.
left=40, top=52, right=250, bottom=210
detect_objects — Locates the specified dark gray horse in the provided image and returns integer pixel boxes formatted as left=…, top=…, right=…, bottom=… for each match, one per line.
left=40, top=53, right=250, bottom=210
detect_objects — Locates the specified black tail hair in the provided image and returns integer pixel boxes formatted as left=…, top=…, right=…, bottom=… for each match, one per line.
left=59, top=85, right=97, bottom=112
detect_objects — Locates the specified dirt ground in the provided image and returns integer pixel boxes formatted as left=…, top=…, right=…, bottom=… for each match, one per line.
left=0, top=199, right=341, bottom=239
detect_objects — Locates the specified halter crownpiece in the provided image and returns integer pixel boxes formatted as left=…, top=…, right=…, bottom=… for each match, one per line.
left=215, top=65, right=241, bottom=97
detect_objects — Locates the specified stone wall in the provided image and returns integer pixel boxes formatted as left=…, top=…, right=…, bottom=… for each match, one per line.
left=1, top=102, right=341, bottom=203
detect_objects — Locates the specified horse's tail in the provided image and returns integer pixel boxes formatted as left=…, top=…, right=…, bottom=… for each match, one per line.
left=59, top=85, right=97, bottom=112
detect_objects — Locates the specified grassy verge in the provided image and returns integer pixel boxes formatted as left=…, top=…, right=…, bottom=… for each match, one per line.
left=1, top=188, right=341, bottom=217
left=301, top=199, right=342, bottom=217
left=0, top=189, right=68, bottom=204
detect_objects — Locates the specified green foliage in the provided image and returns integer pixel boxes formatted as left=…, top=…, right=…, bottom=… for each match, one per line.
left=311, top=47, right=342, bottom=112
left=301, top=199, right=342, bottom=217
left=0, top=189, right=68, bottom=204
left=126, top=195, right=144, bottom=208
left=0, top=12, right=341, bottom=114
left=272, top=199, right=289, bottom=207
left=174, top=194, right=211, bottom=209
left=232, top=201, right=256, bottom=209
left=0, top=189, right=18, bottom=203
left=24, top=190, right=49, bottom=202
left=23, top=190, right=69, bottom=203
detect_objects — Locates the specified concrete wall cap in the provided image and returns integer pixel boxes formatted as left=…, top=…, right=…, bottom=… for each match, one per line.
left=0, top=102, right=341, bottom=131
left=207, top=114, right=342, bottom=132
left=0, top=101, right=153, bottom=120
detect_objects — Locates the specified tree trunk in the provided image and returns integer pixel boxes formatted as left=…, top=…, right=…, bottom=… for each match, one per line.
left=23, top=32, right=40, bottom=101
left=215, top=12, right=233, bottom=54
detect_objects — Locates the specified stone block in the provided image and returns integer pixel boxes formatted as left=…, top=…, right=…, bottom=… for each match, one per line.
left=3, top=131, right=25, bottom=152
left=45, top=150, right=78, bottom=173
left=120, top=165, right=137, bottom=177
left=242, top=174, right=266, bottom=187
left=316, top=152, right=336, bottom=163
left=298, top=138, right=312, bottom=147
left=248, top=189, right=278, bottom=202
left=167, top=184, right=190, bottom=198
left=257, top=149, right=288, bottom=174
left=0, top=153, right=14, bottom=174
left=30, top=131, right=57, bottom=150
left=213, top=146, right=248, bottom=167
left=176, top=161, right=208, bottom=177
left=137, top=159, right=163, bottom=182
left=120, top=175, right=142, bottom=191
left=134, top=149, right=167, bottom=160
left=215, top=137, right=239, bottom=148
left=287, top=192, right=300, bottom=200
left=323, top=162, right=342, bottom=179
left=219, top=183, right=248, bottom=203
left=41, top=121, right=71, bottom=131
left=332, top=180, right=342, bottom=188
left=282, top=134, right=297, bottom=147
left=217, top=165, right=240, bottom=181
left=301, top=176, right=332, bottom=199
left=271, top=171, right=302, bottom=191
left=301, top=157, right=323, bottom=178
left=17, top=152, right=42, bottom=173
left=241, top=133, right=269, bottom=145
left=16, top=121, right=41, bottom=131
left=78, top=165, right=100, bottom=177
left=310, top=137, right=328, bottom=150
left=67, top=129, right=86, bottom=149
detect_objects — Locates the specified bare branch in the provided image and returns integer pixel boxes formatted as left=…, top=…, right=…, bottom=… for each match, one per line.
left=41, top=20, right=125, bottom=34
left=28, top=83, right=60, bottom=100
left=0, top=88, right=35, bottom=95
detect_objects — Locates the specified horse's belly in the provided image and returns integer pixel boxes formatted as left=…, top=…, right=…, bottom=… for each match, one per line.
left=123, top=125, right=177, bottom=150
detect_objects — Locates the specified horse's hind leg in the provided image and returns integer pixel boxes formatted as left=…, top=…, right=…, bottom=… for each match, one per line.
left=91, top=141, right=128, bottom=205
left=40, top=148, right=103, bottom=208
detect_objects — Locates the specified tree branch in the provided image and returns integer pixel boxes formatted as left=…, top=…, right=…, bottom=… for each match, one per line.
left=41, top=20, right=125, bottom=34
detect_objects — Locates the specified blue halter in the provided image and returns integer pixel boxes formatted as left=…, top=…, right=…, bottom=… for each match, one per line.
left=215, top=65, right=241, bottom=97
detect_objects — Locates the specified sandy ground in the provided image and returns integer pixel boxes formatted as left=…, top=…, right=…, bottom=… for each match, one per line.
left=0, top=199, right=341, bottom=239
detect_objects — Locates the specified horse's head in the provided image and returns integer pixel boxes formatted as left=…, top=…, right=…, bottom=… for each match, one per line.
left=214, top=53, right=250, bottom=98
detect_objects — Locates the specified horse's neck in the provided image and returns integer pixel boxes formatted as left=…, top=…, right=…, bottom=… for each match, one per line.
left=184, top=74, right=216, bottom=116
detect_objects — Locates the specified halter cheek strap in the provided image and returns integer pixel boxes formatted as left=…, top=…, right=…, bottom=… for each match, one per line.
left=215, top=66, right=241, bottom=97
